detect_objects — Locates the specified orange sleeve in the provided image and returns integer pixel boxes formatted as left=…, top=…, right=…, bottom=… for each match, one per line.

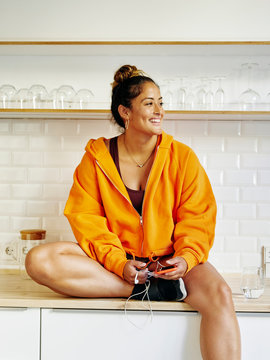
left=173, top=149, right=217, bottom=272
left=64, top=152, right=128, bottom=278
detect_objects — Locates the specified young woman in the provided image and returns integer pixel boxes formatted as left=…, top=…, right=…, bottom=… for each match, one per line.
left=26, top=65, right=241, bottom=359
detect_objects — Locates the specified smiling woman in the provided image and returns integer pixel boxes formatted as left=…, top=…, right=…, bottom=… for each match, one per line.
left=25, top=64, right=241, bottom=360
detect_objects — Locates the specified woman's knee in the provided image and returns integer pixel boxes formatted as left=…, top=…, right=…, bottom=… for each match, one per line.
left=25, top=243, right=58, bottom=282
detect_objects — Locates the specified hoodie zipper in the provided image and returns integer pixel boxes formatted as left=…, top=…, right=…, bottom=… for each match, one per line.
left=96, top=144, right=160, bottom=257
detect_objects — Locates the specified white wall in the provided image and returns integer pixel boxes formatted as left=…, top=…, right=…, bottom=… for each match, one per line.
left=0, top=0, right=270, bottom=41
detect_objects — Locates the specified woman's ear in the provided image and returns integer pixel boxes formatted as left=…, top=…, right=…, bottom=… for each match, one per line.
left=118, top=104, right=130, bottom=121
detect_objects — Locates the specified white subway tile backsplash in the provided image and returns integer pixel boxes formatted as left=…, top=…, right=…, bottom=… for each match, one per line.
left=258, top=170, right=270, bottom=185
left=242, top=121, right=270, bottom=137
left=175, top=120, right=208, bottom=136
left=0, top=184, right=10, bottom=199
left=12, top=120, right=43, bottom=134
left=258, top=137, right=270, bottom=152
left=45, top=120, right=78, bottom=135
left=12, top=184, right=42, bottom=199
left=225, top=137, right=257, bottom=153
left=11, top=217, right=41, bottom=231
left=215, top=220, right=239, bottom=236
left=0, top=135, right=27, bottom=149
left=28, top=168, right=61, bottom=183
left=44, top=151, right=83, bottom=167
left=223, top=204, right=256, bottom=219
left=0, top=200, right=25, bottom=215
left=43, top=184, right=70, bottom=200
left=207, top=153, right=239, bottom=169
left=240, top=187, right=270, bottom=202
left=26, top=201, right=59, bottom=216
left=0, top=168, right=27, bottom=183
left=78, top=120, right=118, bottom=139
left=0, top=217, right=10, bottom=232
left=257, top=204, right=270, bottom=218
left=1, top=118, right=270, bottom=273
left=223, top=170, right=256, bottom=185
left=0, top=151, right=11, bottom=165
left=42, top=216, right=70, bottom=231
left=191, top=137, right=224, bottom=152
left=30, top=136, right=61, bottom=150
left=208, top=121, right=241, bottom=136
left=0, top=121, right=10, bottom=133
left=239, top=220, right=270, bottom=236
left=13, top=151, right=43, bottom=166
left=241, top=154, right=270, bottom=169
left=212, top=186, right=239, bottom=202
left=224, top=237, right=257, bottom=252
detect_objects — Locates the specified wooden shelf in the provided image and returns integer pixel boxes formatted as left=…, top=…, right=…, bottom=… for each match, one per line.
left=0, top=41, right=270, bottom=56
left=0, top=109, right=270, bottom=121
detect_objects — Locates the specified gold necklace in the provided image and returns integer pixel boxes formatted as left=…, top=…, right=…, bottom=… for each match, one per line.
left=123, top=136, right=155, bottom=168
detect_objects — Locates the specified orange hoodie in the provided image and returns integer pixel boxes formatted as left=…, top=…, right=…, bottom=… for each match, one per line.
left=64, top=131, right=217, bottom=279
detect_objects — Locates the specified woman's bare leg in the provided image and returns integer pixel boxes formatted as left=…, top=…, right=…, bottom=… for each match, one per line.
left=183, top=262, right=241, bottom=360
left=25, top=241, right=133, bottom=298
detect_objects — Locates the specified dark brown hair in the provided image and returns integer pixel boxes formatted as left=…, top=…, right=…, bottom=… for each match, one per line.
left=111, top=65, right=157, bottom=129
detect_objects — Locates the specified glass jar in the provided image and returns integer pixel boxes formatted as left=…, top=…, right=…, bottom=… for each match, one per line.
left=19, top=229, right=46, bottom=279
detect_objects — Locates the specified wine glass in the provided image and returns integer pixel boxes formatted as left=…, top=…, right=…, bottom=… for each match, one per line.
left=73, top=89, right=94, bottom=109
left=239, top=63, right=261, bottom=111
left=214, top=76, right=226, bottom=110
left=185, top=80, right=196, bottom=110
left=196, top=78, right=207, bottom=110
left=176, top=76, right=187, bottom=110
left=205, top=78, right=215, bottom=110
left=0, top=84, right=16, bottom=108
left=162, top=79, right=174, bottom=110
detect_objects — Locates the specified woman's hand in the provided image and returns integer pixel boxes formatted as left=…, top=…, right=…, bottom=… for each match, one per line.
left=123, top=260, right=148, bottom=285
left=155, top=256, right=188, bottom=280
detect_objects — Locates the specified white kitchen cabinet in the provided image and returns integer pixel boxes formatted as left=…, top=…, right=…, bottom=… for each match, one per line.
left=41, top=308, right=202, bottom=360
left=0, top=307, right=40, bottom=360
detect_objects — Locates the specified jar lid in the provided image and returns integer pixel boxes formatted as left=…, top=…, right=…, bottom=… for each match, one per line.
left=20, top=229, right=46, bottom=240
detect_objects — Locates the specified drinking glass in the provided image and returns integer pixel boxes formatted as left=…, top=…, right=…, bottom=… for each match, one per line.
left=73, top=89, right=94, bottom=109
left=240, top=266, right=264, bottom=299
left=196, top=78, right=207, bottom=110
left=239, top=63, right=261, bottom=110
left=29, top=84, right=48, bottom=109
left=0, top=84, right=16, bottom=108
left=13, top=88, right=32, bottom=109
left=56, top=85, right=76, bottom=109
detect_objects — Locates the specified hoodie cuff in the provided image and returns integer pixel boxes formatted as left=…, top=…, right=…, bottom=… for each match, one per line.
left=105, top=256, right=128, bottom=279
left=177, top=252, right=200, bottom=273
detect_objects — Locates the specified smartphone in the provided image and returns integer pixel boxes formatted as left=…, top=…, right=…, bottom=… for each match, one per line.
left=154, top=265, right=177, bottom=275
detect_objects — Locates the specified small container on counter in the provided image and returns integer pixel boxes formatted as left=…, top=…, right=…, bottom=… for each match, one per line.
left=19, top=229, right=46, bottom=279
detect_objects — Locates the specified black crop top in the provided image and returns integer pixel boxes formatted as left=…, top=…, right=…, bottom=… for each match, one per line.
left=109, top=136, right=144, bottom=215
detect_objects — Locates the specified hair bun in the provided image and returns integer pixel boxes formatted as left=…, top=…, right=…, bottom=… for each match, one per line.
left=112, top=65, right=145, bottom=89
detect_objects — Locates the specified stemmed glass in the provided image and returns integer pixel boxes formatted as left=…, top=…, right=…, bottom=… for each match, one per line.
left=205, top=78, right=215, bottom=110
left=162, top=79, right=174, bottom=110
left=239, top=63, right=261, bottom=110
left=214, top=76, right=226, bottom=110
left=196, top=78, right=207, bottom=110
left=176, top=76, right=187, bottom=110
left=185, top=80, right=196, bottom=110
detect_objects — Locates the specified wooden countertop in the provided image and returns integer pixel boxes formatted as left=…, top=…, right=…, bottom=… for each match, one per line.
left=0, top=272, right=269, bottom=312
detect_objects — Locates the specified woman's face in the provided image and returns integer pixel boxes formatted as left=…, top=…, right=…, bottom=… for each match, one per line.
left=126, top=82, right=164, bottom=136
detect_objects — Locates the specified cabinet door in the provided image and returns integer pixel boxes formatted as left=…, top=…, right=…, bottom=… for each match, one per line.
left=0, top=307, right=40, bottom=360
left=41, top=309, right=201, bottom=360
